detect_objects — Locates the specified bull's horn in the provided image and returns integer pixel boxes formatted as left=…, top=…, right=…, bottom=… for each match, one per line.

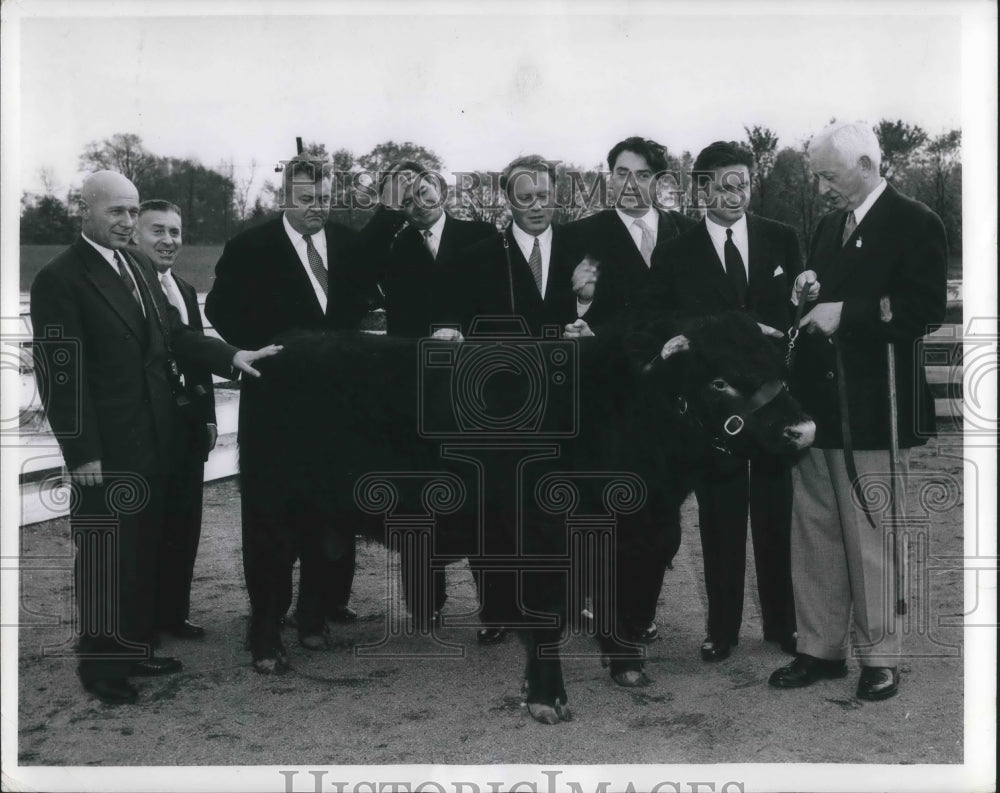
left=660, top=335, right=691, bottom=360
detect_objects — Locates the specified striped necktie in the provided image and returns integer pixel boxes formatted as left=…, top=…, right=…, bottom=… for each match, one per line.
left=527, top=237, right=543, bottom=295
left=634, top=217, right=655, bottom=267
left=114, top=251, right=144, bottom=314
left=303, top=234, right=329, bottom=296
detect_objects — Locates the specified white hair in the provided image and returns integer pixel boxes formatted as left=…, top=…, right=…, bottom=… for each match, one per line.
left=811, top=121, right=882, bottom=172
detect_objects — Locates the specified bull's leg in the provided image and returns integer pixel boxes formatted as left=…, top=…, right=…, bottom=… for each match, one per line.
left=517, top=627, right=572, bottom=724
left=595, top=549, right=651, bottom=688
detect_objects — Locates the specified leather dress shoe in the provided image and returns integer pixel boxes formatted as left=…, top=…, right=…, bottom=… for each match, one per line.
left=300, top=633, right=329, bottom=650
left=856, top=666, right=899, bottom=701
left=477, top=627, right=507, bottom=645
left=131, top=656, right=183, bottom=677
left=81, top=677, right=138, bottom=705
left=700, top=638, right=732, bottom=661
left=328, top=606, right=358, bottom=623
left=769, top=654, right=848, bottom=688
left=163, top=620, right=206, bottom=639
left=629, top=622, right=659, bottom=643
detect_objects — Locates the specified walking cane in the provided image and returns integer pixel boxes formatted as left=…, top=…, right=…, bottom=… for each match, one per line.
left=879, top=296, right=907, bottom=616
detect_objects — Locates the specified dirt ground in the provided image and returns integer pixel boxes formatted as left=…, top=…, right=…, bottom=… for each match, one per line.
left=13, top=434, right=968, bottom=776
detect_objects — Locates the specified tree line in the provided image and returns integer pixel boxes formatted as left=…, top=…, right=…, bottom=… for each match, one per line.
left=21, top=121, right=961, bottom=260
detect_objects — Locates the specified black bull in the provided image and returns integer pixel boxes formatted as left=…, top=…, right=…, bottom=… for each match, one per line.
left=239, top=311, right=816, bottom=724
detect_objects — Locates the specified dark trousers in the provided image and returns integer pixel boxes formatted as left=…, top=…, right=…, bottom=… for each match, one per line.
left=154, top=416, right=205, bottom=629
left=243, top=486, right=356, bottom=657
left=74, top=473, right=164, bottom=684
left=696, top=454, right=795, bottom=644
left=619, top=507, right=682, bottom=632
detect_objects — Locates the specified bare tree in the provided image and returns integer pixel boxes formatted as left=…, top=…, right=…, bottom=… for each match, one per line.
left=79, top=133, right=158, bottom=184
left=233, top=158, right=259, bottom=223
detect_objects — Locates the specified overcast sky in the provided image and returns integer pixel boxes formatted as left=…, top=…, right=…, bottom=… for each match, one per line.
left=7, top=1, right=969, bottom=200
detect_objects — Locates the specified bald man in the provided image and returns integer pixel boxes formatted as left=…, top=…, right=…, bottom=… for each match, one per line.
left=30, top=170, right=279, bottom=705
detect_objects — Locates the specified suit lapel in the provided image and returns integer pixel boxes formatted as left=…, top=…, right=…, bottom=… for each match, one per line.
left=175, top=275, right=202, bottom=330
left=76, top=240, right=148, bottom=340
left=436, top=215, right=458, bottom=264
left=822, top=185, right=896, bottom=294
left=746, top=215, right=773, bottom=297
left=605, top=211, right=646, bottom=276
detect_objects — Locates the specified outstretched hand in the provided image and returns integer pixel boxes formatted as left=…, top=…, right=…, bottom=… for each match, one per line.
left=232, top=344, right=283, bottom=378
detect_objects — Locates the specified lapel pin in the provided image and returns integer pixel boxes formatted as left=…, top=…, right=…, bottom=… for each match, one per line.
left=856, top=237, right=863, bottom=248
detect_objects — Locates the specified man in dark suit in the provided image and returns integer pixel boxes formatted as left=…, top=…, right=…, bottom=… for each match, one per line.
left=205, top=157, right=371, bottom=669
left=647, top=141, right=803, bottom=662
left=565, top=137, right=696, bottom=329
left=30, top=171, right=279, bottom=704
left=360, top=160, right=496, bottom=338
left=457, top=155, right=582, bottom=644
left=133, top=200, right=215, bottom=641
left=769, top=122, right=947, bottom=701
left=564, top=137, right=697, bottom=643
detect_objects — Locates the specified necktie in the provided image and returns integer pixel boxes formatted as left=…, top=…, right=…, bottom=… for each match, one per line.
left=724, top=228, right=748, bottom=306
left=159, top=272, right=189, bottom=324
left=114, top=251, right=144, bottom=313
left=422, top=229, right=437, bottom=260
left=841, top=210, right=857, bottom=247
left=634, top=217, right=655, bottom=267
left=303, top=234, right=329, bottom=297
left=527, top=237, right=543, bottom=295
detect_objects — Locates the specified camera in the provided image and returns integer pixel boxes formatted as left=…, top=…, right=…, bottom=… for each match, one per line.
left=417, top=316, right=578, bottom=439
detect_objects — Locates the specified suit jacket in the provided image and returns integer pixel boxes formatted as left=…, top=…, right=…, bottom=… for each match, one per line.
left=790, top=184, right=947, bottom=449
left=170, top=272, right=217, bottom=429
left=30, top=238, right=238, bottom=476
left=459, top=224, right=580, bottom=337
left=359, top=208, right=496, bottom=337
left=646, top=214, right=803, bottom=333
left=204, top=216, right=371, bottom=351
left=565, top=208, right=697, bottom=326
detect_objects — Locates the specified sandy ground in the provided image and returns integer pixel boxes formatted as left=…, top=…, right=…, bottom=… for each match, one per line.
left=14, top=435, right=965, bottom=772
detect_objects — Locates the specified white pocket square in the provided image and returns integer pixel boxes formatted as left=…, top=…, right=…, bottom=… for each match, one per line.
left=773, top=266, right=785, bottom=276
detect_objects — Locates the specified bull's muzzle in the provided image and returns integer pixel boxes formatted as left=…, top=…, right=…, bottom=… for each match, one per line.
left=783, top=419, right=816, bottom=450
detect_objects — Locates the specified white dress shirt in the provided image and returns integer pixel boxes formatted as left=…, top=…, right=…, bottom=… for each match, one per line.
left=616, top=206, right=660, bottom=254
left=420, top=212, right=448, bottom=260
left=705, top=214, right=749, bottom=280
left=82, top=233, right=146, bottom=316
left=511, top=222, right=553, bottom=297
left=282, top=213, right=328, bottom=313
left=158, top=268, right=190, bottom=325
left=852, top=178, right=888, bottom=226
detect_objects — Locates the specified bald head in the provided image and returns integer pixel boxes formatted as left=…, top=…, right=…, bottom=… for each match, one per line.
left=80, top=170, right=140, bottom=249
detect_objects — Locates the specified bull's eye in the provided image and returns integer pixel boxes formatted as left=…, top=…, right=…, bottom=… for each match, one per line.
left=710, top=379, right=729, bottom=391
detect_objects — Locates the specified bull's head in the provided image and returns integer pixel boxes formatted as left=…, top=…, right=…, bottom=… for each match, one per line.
left=640, top=312, right=815, bottom=457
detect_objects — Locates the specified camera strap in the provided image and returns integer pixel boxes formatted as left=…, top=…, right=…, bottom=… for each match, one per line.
left=501, top=228, right=516, bottom=314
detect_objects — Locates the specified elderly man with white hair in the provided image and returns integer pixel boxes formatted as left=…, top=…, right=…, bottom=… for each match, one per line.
left=768, top=122, right=947, bottom=701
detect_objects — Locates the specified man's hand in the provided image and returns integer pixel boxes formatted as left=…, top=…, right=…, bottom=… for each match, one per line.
left=233, top=344, right=283, bottom=378
left=563, top=318, right=595, bottom=338
left=69, top=459, right=103, bottom=486
left=791, top=270, right=821, bottom=306
left=431, top=328, right=464, bottom=342
left=571, top=258, right=599, bottom=302
left=757, top=323, right=785, bottom=339
left=800, top=302, right=843, bottom=337
left=206, top=423, right=218, bottom=453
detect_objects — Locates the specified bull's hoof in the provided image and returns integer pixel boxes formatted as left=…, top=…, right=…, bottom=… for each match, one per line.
left=253, top=656, right=290, bottom=675
left=526, top=698, right=571, bottom=724
left=611, top=668, right=651, bottom=688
